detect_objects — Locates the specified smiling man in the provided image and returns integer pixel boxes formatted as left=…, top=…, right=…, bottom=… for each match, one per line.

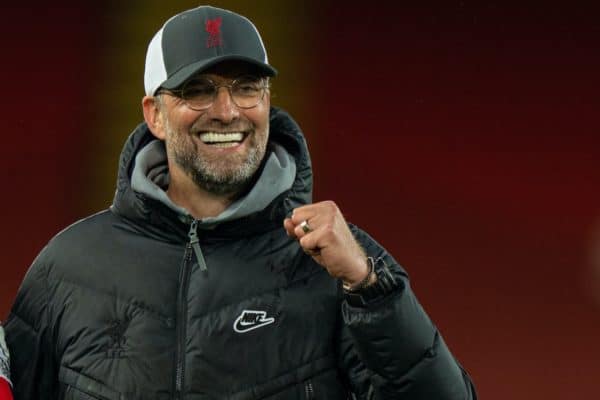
left=144, top=61, right=273, bottom=217
left=4, top=6, right=476, bottom=400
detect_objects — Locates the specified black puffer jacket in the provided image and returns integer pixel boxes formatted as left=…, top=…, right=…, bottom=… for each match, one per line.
left=5, top=108, right=476, bottom=399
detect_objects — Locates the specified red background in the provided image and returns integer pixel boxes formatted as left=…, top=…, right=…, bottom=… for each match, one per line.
left=2, top=3, right=599, bottom=399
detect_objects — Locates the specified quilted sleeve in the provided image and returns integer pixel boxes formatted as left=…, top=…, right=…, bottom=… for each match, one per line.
left=338, top=226, right=477, bottom=399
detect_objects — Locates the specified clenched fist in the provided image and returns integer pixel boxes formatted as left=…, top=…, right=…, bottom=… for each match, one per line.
left=283, top=201, right=371, bottom=286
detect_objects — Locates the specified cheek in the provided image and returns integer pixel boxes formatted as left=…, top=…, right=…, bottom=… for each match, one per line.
left=168, top=105, right=202, bottom=129
left=247, top=105, right=270, bottom=131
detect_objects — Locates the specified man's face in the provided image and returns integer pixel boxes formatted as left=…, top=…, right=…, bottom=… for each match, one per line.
left=157, top=62, right=270, bottom=197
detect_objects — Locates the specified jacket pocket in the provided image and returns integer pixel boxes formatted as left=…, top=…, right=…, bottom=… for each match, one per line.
left=59, top=366, right=122, bottom=400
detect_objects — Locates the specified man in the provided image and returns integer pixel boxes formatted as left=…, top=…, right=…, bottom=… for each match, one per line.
left=4, top=5, right=476, bottom=399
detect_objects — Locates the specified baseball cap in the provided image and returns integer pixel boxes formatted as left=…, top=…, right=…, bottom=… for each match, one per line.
left=144, top=6, right=277, bottom=96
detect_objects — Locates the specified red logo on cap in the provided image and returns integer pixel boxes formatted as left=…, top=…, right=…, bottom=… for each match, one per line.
left=205, top=17, right=223, bottom=48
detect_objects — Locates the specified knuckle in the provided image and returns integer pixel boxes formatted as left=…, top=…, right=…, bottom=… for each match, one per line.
left=299, top=236, right=310, bottom=247
left=291, top=207, right=301, bottom=218
left=323, top=200, right=338, bottom=213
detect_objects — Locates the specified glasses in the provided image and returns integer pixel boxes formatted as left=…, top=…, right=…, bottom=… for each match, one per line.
left=158, top=75, right=269, bottom=111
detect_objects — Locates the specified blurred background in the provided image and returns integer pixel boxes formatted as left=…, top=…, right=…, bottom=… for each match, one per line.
left=1, top=1, right=599, bottom=398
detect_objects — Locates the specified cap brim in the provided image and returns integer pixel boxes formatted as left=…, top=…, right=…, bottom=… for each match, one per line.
left=159, top=55, right=277, bottom=92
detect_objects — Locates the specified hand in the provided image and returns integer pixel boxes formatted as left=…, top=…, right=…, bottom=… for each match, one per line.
left=283, top=201, right=370, bottom=285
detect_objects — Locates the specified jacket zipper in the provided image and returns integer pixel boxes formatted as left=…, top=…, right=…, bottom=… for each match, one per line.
left=304, top=380, right=315, bottom=400
left=174, top=220, right=206, bottom=399
left=188, top=220, right=208, bottom=271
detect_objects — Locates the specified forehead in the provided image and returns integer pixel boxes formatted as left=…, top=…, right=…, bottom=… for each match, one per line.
left=194, top=60, right=266, bottom=80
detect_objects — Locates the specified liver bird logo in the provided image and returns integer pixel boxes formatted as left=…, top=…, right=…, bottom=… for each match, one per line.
left=205, top=17, right=223, bottom=48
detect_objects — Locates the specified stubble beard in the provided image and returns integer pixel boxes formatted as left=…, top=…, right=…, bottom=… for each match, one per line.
left=165, top=116, right=268, bottom=197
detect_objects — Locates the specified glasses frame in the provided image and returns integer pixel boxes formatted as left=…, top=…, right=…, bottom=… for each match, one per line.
left=157, top=75, right=270, bottom=111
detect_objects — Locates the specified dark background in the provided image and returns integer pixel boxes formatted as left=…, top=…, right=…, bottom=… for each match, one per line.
left=2, top=2, right=599, bottom=399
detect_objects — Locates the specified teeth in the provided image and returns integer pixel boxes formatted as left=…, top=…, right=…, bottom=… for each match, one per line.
left=199, top=132, right=244, bottom=143
left=212, top=142, right=239, bottom=148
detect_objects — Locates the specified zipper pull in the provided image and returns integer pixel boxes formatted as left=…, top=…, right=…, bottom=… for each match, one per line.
left=188, top=220, right=208, bottom=271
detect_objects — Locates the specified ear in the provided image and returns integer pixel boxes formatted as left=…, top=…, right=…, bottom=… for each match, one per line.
left=142, top=95, right=166, bottom=140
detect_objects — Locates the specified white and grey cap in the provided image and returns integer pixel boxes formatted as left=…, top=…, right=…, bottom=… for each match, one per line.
left=144, top=6, right=277, bottom=96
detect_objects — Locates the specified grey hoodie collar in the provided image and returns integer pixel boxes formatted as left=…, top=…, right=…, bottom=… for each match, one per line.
left=131, top=140, right=296, bottom=228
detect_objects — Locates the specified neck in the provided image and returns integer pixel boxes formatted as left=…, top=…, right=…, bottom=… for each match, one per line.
left=166, top=164, right=236, bottom=220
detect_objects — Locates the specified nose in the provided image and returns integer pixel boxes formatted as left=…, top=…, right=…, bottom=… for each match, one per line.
left=206, top=86, right=239, bottom=123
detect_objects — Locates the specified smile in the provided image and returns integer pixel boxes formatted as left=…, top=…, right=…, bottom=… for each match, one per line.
left=198, top=131, right=248, bottom=148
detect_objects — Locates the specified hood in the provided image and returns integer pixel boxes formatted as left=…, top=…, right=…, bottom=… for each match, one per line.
left=110, top=107, right=313, bottom=242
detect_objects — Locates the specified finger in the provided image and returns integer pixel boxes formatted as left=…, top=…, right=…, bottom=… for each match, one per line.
left=291, top=214, right=327, bottom=238
left=299, top=235, right=322, bottom=257
left=293, top=220, right=313, bottom=238
left=298, top=224, right=327, bottom=252
left=303, top=247, right=321, bottom=257
left=292, top=201, right=341, bottom=228
left=290, top=205, right=320, bottom=225
left=283, top=218, right=298, bottom=238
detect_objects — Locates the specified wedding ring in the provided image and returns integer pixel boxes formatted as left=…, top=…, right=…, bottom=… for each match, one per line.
left=300, top=220, right=312, bottom=234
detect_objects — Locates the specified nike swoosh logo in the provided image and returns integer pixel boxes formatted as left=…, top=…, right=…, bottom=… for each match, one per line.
left=233, top=310, right=275, bottom=333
